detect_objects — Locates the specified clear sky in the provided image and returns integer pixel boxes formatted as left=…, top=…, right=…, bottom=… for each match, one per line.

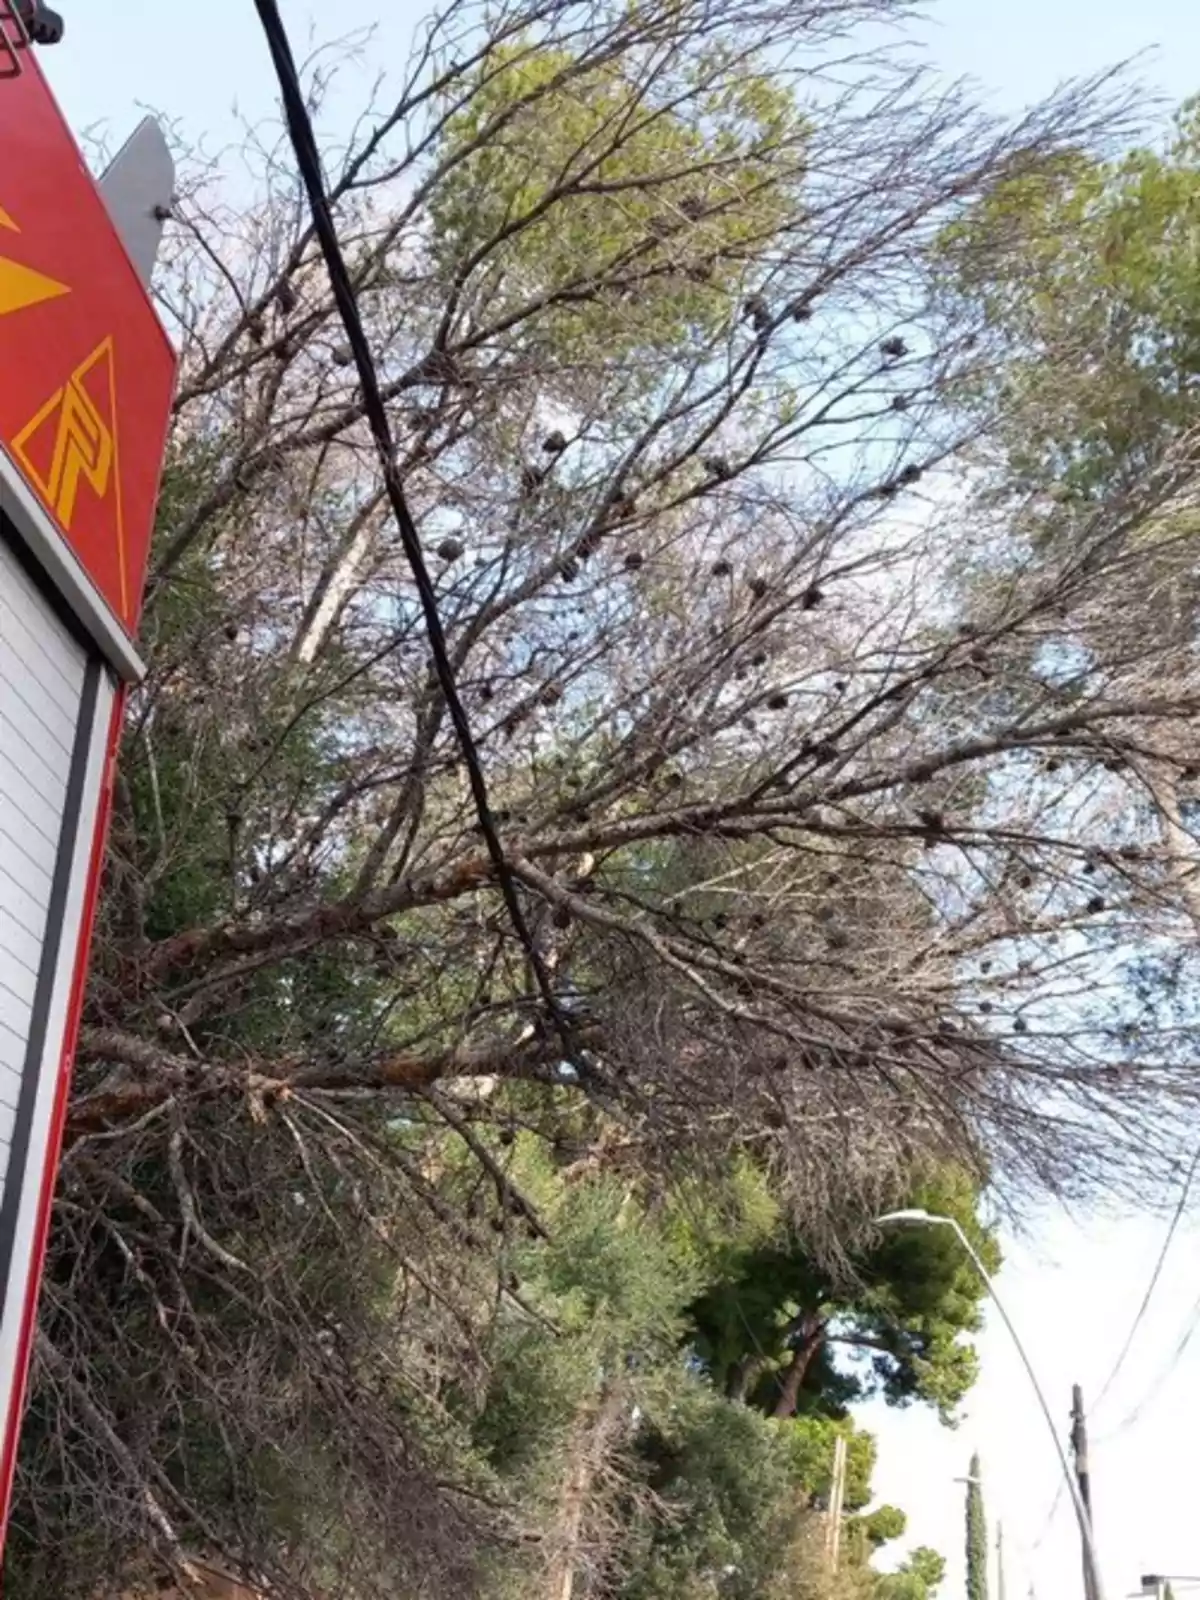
left=864, top=1204, right=1200, bottom=1600
left=38, top=3, right=1200, bottom=1599
left=39, top=0, right=1200, bottom=154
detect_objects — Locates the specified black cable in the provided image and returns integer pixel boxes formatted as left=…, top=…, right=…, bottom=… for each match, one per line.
left=1097, top=1278, right=1200, bottom=1442
left=1029, top=1479, right=1065, bottom=1557
left=1032, top=1141, right=1200, bottom=1550
left=251, top=0, right=577, bottom=1058
left=1093, top=1140, right=1200, bottom=1415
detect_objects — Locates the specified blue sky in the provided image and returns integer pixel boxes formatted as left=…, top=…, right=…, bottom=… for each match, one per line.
left=911, top=0, right=1196, bottom=113
left=39, top=3, right=1200, bottom=1598
left=40, top=0, right=1199, bottom=147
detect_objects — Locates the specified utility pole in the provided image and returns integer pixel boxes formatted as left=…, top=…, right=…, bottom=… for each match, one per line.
left=825, top=1434, right=848, bottom=1574
left=1070, top=1385, right=1099, bottom=1600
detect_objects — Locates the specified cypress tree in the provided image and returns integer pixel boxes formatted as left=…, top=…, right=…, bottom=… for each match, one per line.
left=966, top=1453, right=988, bottom=1600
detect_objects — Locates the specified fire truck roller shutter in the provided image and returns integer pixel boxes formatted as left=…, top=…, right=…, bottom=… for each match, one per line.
left=0, top=516, right=113, bottom=1404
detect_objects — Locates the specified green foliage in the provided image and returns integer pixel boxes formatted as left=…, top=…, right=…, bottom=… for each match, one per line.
left=622, top=1376, right=814, bottom=1600
left=789, top=1420, right=877, bottom=1514
left=689, top=1169, right=998, bottom=1423
left=907, top=1547, right=947, bottom=1591
left=966, top=1453, right=988, bottom=1600
left=535, top=1179, right=699, bottom=1340
left=615, top=1380, right=893, bottom=1599
left=472, top=1173, right=698, bottom=1491
left=663, top=1156, right=785, bottom=1279
left=875, top=1574, right=928, bottom=1600
left=465, top=1156, right=969, bottom=1600
left=942, top=101, right=1200, bottom=502
left=876, top=1546, right=946, bottom=1600
left=942, top=91, right=1200, bottom=716
left=430, top=41, right=803, bottom=367
left=861, top=1505, right=907, bottom=1546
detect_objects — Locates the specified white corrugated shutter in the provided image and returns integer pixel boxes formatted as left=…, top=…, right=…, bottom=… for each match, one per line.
left=0, top=520, right=113, bottom=1438
left=0, top=535, right=87, bottom=1196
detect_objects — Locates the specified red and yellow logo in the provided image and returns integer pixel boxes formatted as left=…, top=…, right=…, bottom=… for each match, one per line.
left=12, top=338, right=127, bottom=612
left=0, top=201, right=127, bottom=613
left=0, top=62, right=176, bottom=638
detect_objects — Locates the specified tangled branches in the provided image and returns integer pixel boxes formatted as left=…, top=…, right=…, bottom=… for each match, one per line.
left=9, top=0, right=1193, bottom=1593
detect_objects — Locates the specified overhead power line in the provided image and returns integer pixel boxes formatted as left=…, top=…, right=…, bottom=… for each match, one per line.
left=1030, top=1480, right=1066, bottom=1558
left=1033, top=1142, right=1200, bottom=1548
left=1096, top=1278, right=1200, bottom=1443
left=1092, top=1141, right=1200, bottom=1416
left=250, top=0, right=576, bottom=1055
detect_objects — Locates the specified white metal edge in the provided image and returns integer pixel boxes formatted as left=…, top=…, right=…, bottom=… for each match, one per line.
left=0, top=453, right=145, bottom=685
left=0, top=669, right=113, bottom=1428
left=98, top=115, right=175, bottom=292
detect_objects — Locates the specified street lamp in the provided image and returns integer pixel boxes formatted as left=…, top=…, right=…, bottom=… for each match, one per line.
left=875, top=1207, right=1107, bottom=1600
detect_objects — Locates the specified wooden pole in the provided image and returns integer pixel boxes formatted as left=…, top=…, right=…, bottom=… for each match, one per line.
left=827, top=1434, right=848, bottom=1574
left=1070, top=1385, right=1099, bottom=1600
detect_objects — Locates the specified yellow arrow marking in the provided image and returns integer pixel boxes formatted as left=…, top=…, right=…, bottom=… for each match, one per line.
left=13, top=336, right=128, bottom=613
left=0, top=206, right=19, bottom=232
left=0, top=255, right=70, bottom=318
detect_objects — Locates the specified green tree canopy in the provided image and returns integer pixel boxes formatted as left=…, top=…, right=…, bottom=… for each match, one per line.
left=689, top=1170, right=998, bottom=1423
left=940, top=92, right=1200, bottom=1012
left=877, top=1546, right=947, bottom=1600
left=430, top=40, right=804, bottom=371
left=461, top=1150, right=929, bottom=1600
left=940, top=102, right=1200, bottom=503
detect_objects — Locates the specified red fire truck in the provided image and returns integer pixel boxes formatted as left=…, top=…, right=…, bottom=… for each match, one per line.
left=0, top=0, right=176, bottom=1547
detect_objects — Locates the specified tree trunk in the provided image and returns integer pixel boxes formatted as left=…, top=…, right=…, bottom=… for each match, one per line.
left=726, top=1352, right=769, bottom=1403
left=545, top=1380, right=627, bottom=1600
left=772, top=1318, right=826, bottom=1420
left=290, top=496, right=383, bottom=664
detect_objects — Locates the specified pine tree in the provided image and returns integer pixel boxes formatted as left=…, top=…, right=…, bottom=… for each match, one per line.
left=966, top=1454, right=988, bottom=1600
